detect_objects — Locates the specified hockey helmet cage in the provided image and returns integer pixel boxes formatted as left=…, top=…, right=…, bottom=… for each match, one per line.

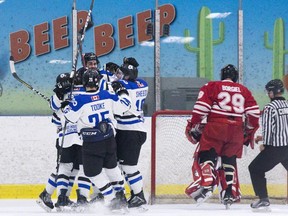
left=265, top=79, right=284, bottom=95
left=55, top=72, right=71, bottom=90
left=221, top=64, right=239, bottom=83
left=119, top=64, right=138, bottom=81
left=82, top=68, right=102, bottom=89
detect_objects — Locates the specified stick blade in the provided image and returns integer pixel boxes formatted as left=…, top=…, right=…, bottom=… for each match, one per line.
left=9, top=55, right=16, bottom=74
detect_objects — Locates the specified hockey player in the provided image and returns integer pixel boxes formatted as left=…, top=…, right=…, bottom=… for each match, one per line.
left=249, top=79, right=288, bottom=211
left=81, top=52, right=113, bottom=92
left=185, top=64, right=260, bottom=207
left=51, top=72, right=91, bottom=211
left=36, top=73, right=75, bottom=212
left=61, top=68, right=131, bottom=212
left=112, top=57, right=149, bottom=210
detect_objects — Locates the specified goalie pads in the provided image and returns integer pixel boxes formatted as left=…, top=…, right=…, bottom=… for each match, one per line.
left=218, top=164, right=241, bottom=204
left=185, top=146, right=217, bottom=203
left=185, top=120, right=205, bottom=144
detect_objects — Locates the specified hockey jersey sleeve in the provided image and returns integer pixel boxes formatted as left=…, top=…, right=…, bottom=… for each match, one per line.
left=112, top=93, right=132, bottom=116
left=243, top=88, right=260, bottom=129
left=61, top=96, right=83, bottom=124
left=190, top=83, right=213, bottom=125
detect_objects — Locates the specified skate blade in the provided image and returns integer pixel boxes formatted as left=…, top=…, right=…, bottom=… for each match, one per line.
left=72, top=205, right=89, bottom=213
left=224, top=203, right=232, bottom=210
left=223, top=200, right=234, bottom=210
left=196, top=191, right=213, bottom=206
left=129, top=205, right=148, bottom=213
left=251, top=206, right=271, bottom=212
left=36, top=199, right=53, bottom=212
left=55, top=206, right=75, bottom=212
left=111, top=206, right=129, bottom=215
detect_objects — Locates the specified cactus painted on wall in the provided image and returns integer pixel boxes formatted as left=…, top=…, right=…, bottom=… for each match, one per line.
left=264, top=18, right=288, bottom=79
left=184, top=6, right=225, bottom=80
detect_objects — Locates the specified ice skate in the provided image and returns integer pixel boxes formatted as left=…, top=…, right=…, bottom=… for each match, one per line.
left=109, top=191, right=129, bottom=214
left=194, top=187, right=213, bottom=205
left=36, top=189, right=54, bottom=212
left=73, top=189, right=89, bottom=212
left=251, top=198, right=271, bottom=212
left=90, top=192, right=104, bottom=204
left=128, top=190, right=148, bottom=212
left=54, top=189, right=74, bottom=212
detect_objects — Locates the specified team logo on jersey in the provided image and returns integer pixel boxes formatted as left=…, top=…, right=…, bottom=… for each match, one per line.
left=91, top=95, right=99, bottom=101
left=74, top=87, right=80, bottom=91
left=136, top=81, right=144, bottom=87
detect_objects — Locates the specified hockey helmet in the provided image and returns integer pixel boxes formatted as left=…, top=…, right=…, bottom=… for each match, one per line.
left=119, top=64, right=138, bottom=81
left=221, top=64, right=239, bottom=83
left=55, top=72, right=71, bottom=91
left=265, top=79, right=284, bottom=95
left=84, top=52, right=100, bottom=68
left=74, top=67, right=87, bottom=85
left=82, top=68, right=102, bottom=89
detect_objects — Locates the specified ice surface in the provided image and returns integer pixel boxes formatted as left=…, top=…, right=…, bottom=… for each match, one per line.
left=0, top=199, right=288, bottom=216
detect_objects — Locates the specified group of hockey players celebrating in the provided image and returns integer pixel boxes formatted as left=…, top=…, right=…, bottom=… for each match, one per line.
left=36, top=53, right=148, bottom=214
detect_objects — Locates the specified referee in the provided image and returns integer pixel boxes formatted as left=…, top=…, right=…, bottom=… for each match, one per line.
left=249, top=79, right=288, bottom=211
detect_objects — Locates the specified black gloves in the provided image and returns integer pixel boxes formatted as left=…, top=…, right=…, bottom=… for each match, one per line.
left=106, top=62, right=119, bottom=73
left=53, top=81, right=71, bottom=100
left=60, top=100, right=70, bottom=109
left=111, top=81, right=128, bottom=95
left=123, top=57, right=139, bottom=67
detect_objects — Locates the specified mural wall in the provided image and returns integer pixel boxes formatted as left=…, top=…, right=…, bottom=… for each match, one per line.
left=0, top=0, right=287, bottom=115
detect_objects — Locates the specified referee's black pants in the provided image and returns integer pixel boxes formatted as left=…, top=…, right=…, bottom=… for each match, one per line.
left=248, top=145, right=288, bottom=199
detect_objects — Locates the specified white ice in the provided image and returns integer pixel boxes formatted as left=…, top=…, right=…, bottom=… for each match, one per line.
left=0, top=200, right=288, bottom=216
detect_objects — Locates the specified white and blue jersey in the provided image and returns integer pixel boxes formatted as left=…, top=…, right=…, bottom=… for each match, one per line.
left=49, top=85, right=86, bottom=148
left=99, top=69, right=118, bottom=83
left=114, top=78, right=148, bottom=132
left=62, top=89, right=131, bottom=133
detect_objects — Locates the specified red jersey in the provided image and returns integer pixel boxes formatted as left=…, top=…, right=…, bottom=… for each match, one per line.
left=191, top=80, right=260, bottom=129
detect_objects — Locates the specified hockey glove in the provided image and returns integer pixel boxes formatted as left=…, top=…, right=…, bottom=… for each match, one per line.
left=60, top=100, right=70, bottom=109
left=185, top=120, right=205, bottom=145
left=243, top=126, right=259, bottom=149
left=111, top=81, right=129, bottom=96
left=106, top=62, right=119, bottom=73
left=123, top=57, right=139, bottom=67
left=53, top=81, right=71, bottom=100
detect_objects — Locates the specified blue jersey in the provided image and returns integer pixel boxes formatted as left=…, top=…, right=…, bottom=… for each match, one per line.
left=114, top=78, right=148, bottom=132
left=62, top=89, right=131, bottom=133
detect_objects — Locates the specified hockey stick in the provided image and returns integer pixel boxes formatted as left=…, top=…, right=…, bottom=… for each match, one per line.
left=70, top=0, right=95, bottom=80
left=9, top=56, right=50, bottom=102
left=56, top=0, right=95, bottom=176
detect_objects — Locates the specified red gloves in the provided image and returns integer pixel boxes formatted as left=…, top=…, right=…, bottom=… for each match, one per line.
left=185, top=120, right=205, bottom=144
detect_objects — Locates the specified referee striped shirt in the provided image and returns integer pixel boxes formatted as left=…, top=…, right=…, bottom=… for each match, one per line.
left=262, top=97, right=288, bottom=147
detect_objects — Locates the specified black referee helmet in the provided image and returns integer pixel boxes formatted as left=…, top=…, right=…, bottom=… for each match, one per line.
left=265, top=79, right=284, bottom=95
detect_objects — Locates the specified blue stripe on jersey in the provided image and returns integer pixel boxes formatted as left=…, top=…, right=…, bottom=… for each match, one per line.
left=59, top=131, right=78, bottom=137
left=119, top=79, right=148, bottom=90
left=117, top=119, right=143, bottom=125
left=50, top=97, right=59, bottom=111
